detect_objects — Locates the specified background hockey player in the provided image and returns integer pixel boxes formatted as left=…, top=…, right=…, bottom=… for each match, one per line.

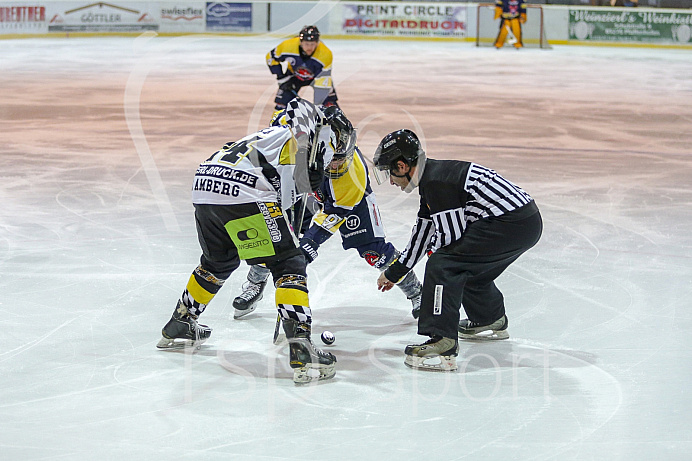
left=157, top=98, right=337, bottom=384
left=373, top=129, right=542, bottom=372
left=266, top=25, right=339, bottom=111
left=233, top=106, right=423, bottom=322
left=494, top=0, right=527, bottom=49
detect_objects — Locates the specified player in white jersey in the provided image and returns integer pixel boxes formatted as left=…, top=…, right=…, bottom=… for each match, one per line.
left=156, top=98, right=337, bottom=384
left=232, top=107, right=423, bottom=323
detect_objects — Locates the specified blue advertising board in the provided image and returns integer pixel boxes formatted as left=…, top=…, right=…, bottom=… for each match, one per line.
left=206, top=2, right=251, bottom=31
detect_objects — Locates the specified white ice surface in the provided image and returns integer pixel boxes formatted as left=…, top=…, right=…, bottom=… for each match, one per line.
left=1, top=36, right=692, bottom=460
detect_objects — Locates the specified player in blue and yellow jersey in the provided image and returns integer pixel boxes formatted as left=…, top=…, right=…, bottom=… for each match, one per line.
left=266, top=25, right=339, bottom=110
left=494, top=0, right=527, bottom=49
left=233, top=107, right=423, bottom=321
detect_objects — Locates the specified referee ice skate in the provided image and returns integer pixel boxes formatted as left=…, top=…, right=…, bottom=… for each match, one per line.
left=374, top=129, right=542, bottom=371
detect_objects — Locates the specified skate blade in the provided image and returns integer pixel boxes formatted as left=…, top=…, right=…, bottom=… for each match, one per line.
left=233, top=304, right=257, bottom=319
left=458, top=330, right=509, bottom=341
left=404, top=354, right=458, bottom=372
left=293, top=364, right=336, bottom=384
left=156, top=336, right=205, bottom=350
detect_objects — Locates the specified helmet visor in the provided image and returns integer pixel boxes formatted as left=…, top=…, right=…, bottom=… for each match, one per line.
left=335, top=129, right=357, bottom=159
left=373, top=164, right=390, bottom=185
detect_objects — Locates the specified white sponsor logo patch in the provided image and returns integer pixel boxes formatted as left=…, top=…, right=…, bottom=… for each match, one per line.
left=434, top=285, right=443, bottom=315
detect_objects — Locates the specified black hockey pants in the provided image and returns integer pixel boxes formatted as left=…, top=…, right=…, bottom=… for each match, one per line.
left=418, top=202, right=542, bottom=339
left=194, top=203, right=306, bottom=286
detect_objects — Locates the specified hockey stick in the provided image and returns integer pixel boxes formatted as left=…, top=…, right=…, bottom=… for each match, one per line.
left=273, top=312, right=286, bottom=345
left=292, top=117, right=323, bottom=237
left=506, top=23, right=517, bottom=45
left=283, top=112, right=323, bottom=343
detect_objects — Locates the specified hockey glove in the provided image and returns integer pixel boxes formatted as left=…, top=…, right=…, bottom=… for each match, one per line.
left=303, top=222, right=333, bottom=245
left=520, top=13, right=527, bottom=24
left=308, top=140, right=326, bottom=193
left=300, top=237, right=320, bottom=265
left=312, top=188, right=325, bottom=204
left=278, top=75, right=298, bottom=94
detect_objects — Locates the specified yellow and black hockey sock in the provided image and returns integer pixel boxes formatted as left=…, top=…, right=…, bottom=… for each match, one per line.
left=275, top=274, right=311, bottom=323
left=180, top=265, right=225, bottom=317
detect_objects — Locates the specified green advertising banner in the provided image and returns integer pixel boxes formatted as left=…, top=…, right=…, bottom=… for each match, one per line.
left=569, top=8, right=692, bottom=44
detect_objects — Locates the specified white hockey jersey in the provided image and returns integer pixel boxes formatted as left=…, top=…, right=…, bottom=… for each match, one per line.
left=191, top=124, right=333, bottom=210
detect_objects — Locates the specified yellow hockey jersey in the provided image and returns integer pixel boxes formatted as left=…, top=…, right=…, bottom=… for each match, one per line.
left=312, top=148, right=371, bottom=233
left=266, top=37, right=333, bottom=83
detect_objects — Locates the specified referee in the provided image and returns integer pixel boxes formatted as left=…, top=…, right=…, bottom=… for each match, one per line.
left=373, top=129, right=542, bottom=371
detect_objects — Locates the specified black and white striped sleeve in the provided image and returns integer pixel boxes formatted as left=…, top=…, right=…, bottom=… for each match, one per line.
left=399, top=217, right=435, bottom=269
left=465, top=164, right=532, bottom=219
left=430, top=207, right=465, bottom=250
left=384, top=216, right=435, bottom=283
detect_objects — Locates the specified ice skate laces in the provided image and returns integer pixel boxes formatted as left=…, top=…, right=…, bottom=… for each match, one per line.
left=238, top=281, right=263, bottom=301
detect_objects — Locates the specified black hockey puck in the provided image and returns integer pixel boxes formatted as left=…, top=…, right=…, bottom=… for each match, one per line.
left=321, top=330, right=335, bottom=345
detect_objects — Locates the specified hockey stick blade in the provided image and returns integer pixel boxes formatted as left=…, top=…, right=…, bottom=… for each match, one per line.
left=273, top=313, right=286, bottom=345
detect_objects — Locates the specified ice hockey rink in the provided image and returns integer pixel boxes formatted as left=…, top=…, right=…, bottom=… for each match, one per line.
left=2, top=34, right=691, bottom=460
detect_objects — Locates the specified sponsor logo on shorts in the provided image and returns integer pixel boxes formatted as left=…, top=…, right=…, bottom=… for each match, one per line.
left=237, top=239, right=271, bottom=250
left=237, top=228, right=259, bottom=241
left=257, top=202, right=282, bottom=242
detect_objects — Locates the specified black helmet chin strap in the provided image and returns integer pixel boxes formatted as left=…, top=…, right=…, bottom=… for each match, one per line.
left=403, top=152, right=425, bottom=194
left=389, top=169, right=409, bottom=179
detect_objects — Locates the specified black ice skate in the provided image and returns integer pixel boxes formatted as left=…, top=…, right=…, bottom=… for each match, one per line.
left=156, top=301, right=212, bottom=350
left=404, top=336, right=459, bottom=371
left=283, top=319, right=336, bottom=384
left=458, top=315, right=509, bottom=341
left=232, top=280, right=267, bottom=319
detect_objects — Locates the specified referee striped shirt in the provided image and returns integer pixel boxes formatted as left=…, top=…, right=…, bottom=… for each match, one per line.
left=395, top=159, right=533, bottom=276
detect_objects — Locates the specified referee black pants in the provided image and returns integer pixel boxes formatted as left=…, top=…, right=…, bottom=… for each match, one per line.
left=418, top=202, right=543, bottom=339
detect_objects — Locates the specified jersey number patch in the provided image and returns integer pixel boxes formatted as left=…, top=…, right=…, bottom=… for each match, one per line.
left=215, top=137, right=258, bottom=166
